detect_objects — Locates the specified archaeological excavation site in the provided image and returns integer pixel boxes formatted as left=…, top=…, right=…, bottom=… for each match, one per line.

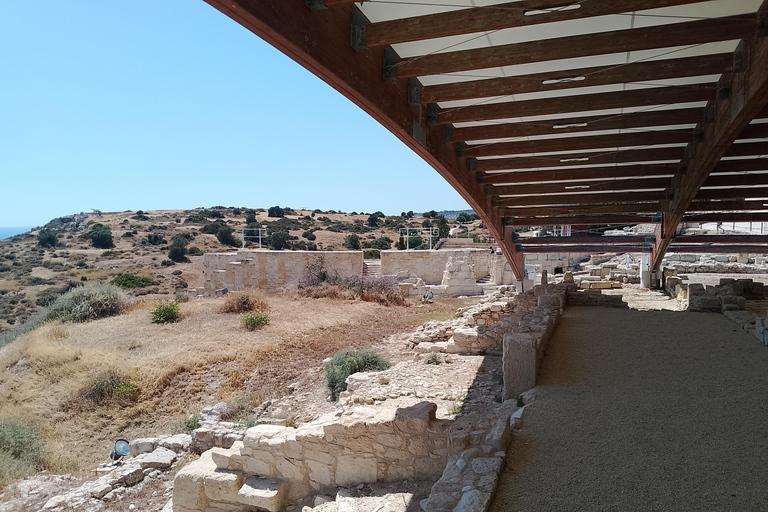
left=4, top=0, right=768, bottom=511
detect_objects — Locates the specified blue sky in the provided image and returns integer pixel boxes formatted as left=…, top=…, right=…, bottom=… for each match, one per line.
left=0, top=1, right=469, bottom=228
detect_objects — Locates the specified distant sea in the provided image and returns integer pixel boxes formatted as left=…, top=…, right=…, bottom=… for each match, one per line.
left=0, top=227, right=32, bottom=240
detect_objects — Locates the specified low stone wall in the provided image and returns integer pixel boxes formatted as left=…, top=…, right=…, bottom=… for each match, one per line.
left=173, top=401, right=451, bottom=512
left=201, top=251, right=362, bottom=295
left=524, top=252, right=591, bottom=274
left=381, top=249, right=514, bottom=286
left=684, top=278, right=764, bottom=312
left=566, top=290, right=628, bottom=308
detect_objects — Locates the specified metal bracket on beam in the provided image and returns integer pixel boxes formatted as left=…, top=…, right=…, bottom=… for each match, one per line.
left=704, top=103, right=715, bottom=124
left=693, top=124, right=705, bottom=143
left=716, top=81, right=731, bottom=100
left=497, top=207, right=506, bottom=218
left=491, top=196, right=499, bottom=207
left=758, top=11, right=768, bottom=37
left=467, top=157, right=477, bottom=174
left=684, top=142, right=697, bottom=162
left=427, top=103, right=439, bottom=126
left=456, top=141, right=467, bottom=158
left=476, top=172, right=485, bottom=185
left=350, top=7, right=368, bottom=50
left=443, top=124, right=454, bottom=143
left=383, top=46, right=399, bottom=82
left=408, top=78, right=421, bottom=106
left=484, top=185, right=494, bottom=196
left=412, top=120, right=427, bottom=148
left=734, top=41, right=751, bottom=73
left=305, top=0, right=326, bottom=11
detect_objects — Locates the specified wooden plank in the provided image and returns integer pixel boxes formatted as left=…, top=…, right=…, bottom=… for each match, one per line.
left=466, top=131, right=691, bottom=158
left=687, top=200, right=768, bottom=212
left=523, top=236, right=649, bottom=245
left=695, top=186, right=768, bottom=201
left=396, top=14, right=756, bottom=78
left=483, top=164, right=677, bottom=185
left=453, top=108, right=703, bottom=142
left=365, top=0, right=705, bottom=47
left=683, top=213, right=768, bottom=222
left=512, top=215, right=654, bottom=226
left=674, top=235, right=768, bottom=244
left=652, top=7, right=768, bottom=270
left=477, top=147, right=685, bottom=171
left=503, top=203, right=663, bottom=216
left=714, top=159, right=768, bottom=173
left=725, top=141, right=768, bottom=157
left=522, top=244, right=644, bottom=252
left=498, top=191, right=664, bottom=206
left=423, top=54, right=732, bottom=103
left=703, top=174, right=768, bottom=187
left=494, top=177, right=671, bottom=196
left=669, top=244, right=768, bottom=253
left=440, top=85, right=714, bottom=124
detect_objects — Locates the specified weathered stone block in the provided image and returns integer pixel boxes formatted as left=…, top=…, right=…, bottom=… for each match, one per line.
left=335, top=454, right=377, bottom=486
left=237, top=477, right=286, bottom=512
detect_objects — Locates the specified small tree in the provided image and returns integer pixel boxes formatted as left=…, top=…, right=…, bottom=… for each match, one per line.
left=89, top=224, right=114, bottom=249
left=216, top=225, right=238, bottom=247
left=168, top=242, right=188, bottom=262
left=267, top=206, right=285, bottom=218
left=345, top=234, right=361, bottom=250
left=269, top=231, right=290, bottom=250
left=436, top=215, right=450, bottom=239
left=37, top=229, right=58, bottom=248
left=245, top=213, right=257, bottom=225
left=367, top=214, right=380, bottom=227
left=421, top=219, right=432, bottom=228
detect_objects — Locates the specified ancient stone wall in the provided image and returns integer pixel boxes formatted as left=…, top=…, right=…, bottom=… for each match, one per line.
left=173, top=402, right=451, bottom=511
left=201, top=251, right=363, bottom=295
left=380, top=249, right=500, bottom=285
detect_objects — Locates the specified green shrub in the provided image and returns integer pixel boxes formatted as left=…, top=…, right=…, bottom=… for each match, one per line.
left=0, top=422, right=46, bottom=486
left=324, top=350, right=391, bottom=400
left=112, top=273, right=154, bottom=289
left=80, top=369, right=139, bottom=405
left=242, top=311, right=270, bottom=331
left=35, top=287, right=63, bottom=307
left=168, top=243, right=188, bottom=262
left=174, top=415, right=201, bottom=434
left=0, top=264, right=10, bottom=273
left=151, top=302, right=180, bottom=324
left=37, top=229, right=58, bottom=248
left=363, top=250, right=381, bottom=260
left=186, top=246, right=203, bottom=256
left=85, top=224, right=114, bottom=249
left=216, top=226, right=238, bottom=247
left=146, top=233, right=166, bottom=245
left=46, top=283, right=127, bottom=323
left=161, top=259, right=175, bottom=267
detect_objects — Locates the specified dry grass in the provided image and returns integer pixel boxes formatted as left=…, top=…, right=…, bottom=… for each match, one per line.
left=218, top=293, right=270, bottom=314
left=0, top=293, right=477, bottom=476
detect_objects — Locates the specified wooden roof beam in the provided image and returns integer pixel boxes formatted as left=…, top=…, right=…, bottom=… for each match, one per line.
left=452, top=108, right=704, bottom=142
left=483, top=164, right=677, bottom=185
left=522, top=245, right=644, bottom=253
left=363, top=0, right=704, bottom=48
left=395, top=14, right=756, bottom=78
left=522, top=236, right=649, bottom=245
left=503, top=203, right=663, bottom=216
left=512, top=215, right=655, bottom=226
left=675, top=235, right=768, bottom=244
left=466, top=130, right=691, bottom=158
left=687, top=200, right=768, bottom=212
left=498, top=190, right=664, bottom=207
left=495, top=177, right=671, bottom=196
left=424, top=53, right=732, bottom=104
left=477, top=147, right=685, bottom=171
left=669, top=244, right=768, bottom=253
left=439, top=84, right=714, bottom=124
left=683, top=213, right=768, bottom=222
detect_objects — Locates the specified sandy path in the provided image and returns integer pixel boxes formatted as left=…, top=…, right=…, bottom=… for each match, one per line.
left=491, top=306, right=768, bottom=512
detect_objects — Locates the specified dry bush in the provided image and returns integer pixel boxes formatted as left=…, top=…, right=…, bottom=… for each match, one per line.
left=218, top=293, right=270, bottom=314
left=45, top=326, right=69, bottom=342
left=295, top=284, right=355, bottom=301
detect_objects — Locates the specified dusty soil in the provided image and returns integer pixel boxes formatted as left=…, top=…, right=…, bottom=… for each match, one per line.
left=0, top=291, right=478, bottom=477
left=491, top=305, right=768, bottom=511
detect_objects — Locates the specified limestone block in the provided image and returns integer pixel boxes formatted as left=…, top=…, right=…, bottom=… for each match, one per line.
left=503, top=332, right=540, bottom=399
left=159, top=434, right=192, bottom=453
left=140, top=447, right=177, bottom=470
left=394, top=402, right=437, bottom=434
left=453, top=489, right=492, bottom=512
left=307, top=459, right=332, bottom=487
left=335, top=454, right=378, bottom=486
left=129, top=438, right=157, bottom=457
left=590, top=281, right=612, bottom=289
left=243, top=453, right=275, bottom=477
left=237, top=477, right=286, bottom=512
left=203, top=469, right=244, bottom=503
left=173, top=451, right=215, bottom=512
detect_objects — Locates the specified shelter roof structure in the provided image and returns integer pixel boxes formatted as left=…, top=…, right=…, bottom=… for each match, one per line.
left=204, top=0, right=768, bottom=278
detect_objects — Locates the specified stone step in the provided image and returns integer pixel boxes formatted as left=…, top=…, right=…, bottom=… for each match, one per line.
left=238, top=476, right=287, bottom=512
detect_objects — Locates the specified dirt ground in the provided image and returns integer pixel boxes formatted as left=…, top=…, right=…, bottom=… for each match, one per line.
left=0, top=292, right=478, bottom=476
left=491, top=303, right=768, bottom=511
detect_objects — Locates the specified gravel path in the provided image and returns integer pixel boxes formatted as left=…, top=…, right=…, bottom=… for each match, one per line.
left=491, top=306, right=768, bottom=512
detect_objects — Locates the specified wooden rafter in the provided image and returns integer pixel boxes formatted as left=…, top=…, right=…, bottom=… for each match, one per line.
left=439, top=85, right=714, bottom=124
left=512, top=215, right=654, bottom=226
left=423, top=53, right=732, bottom=104
left=482, top=164, right=678, bottom=185
left=466, top=131, right=691, bottom=158
left=505, top=203, right=663, bottom=216
left=495, top=178, right=671, bottom=196
left=452, top=108, right=704, bottom=142
left=684, top=213, right=768, bottom=222
left=364, top=0, right=705, bottom=47
left=395, top=14, right=756, bottom=78
left=523, top=236, right=649, bottom=245
left=498, top=191, right=664, bottom=207
left=477, top=147, right=685, bottom=171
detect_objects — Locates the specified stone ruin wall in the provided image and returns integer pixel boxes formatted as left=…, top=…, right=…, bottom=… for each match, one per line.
left=380, top=249, right=512, bottom=285
left=201, top=251, right=363, bottom=295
